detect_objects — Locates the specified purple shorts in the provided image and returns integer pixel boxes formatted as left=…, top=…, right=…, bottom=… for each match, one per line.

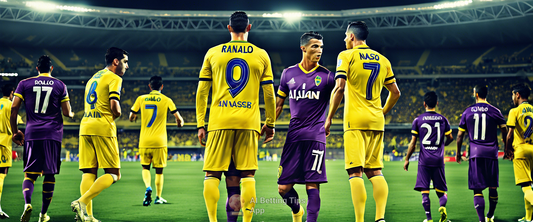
left=469, top=158, right=499, bottom=190
left=277, top=141, right=327, bottom=185
left=415, top=165, right=447, bottom=191
left=23, top=140, right=62, bottom=174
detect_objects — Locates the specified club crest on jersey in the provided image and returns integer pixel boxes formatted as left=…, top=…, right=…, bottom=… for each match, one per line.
left=315, top=76, right=322, bottom=86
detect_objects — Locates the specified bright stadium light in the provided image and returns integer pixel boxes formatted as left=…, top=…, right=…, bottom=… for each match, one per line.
left=433, top=0, right=473, bottom=9
left=24, top=1, right=99, bottom=12
left=262, top=12, right=302, bottom=22
left=0, top=73, right=18, bottom=77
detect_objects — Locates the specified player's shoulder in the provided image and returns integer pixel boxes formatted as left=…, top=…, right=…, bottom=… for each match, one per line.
left=316, top=65, right=331, bottom=73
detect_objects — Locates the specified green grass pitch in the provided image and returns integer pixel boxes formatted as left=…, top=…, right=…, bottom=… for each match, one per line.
left=0, top=160, right=524, bottom=221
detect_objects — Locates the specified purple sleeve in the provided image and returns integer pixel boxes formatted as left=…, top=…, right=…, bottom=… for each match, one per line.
left=14, top=81, right=25, bottom=99
left=277, top=69, right=288, bottom=98
left=445, top=117, right=452, bottom=133
left=411, top=118, right=419, bottom=136
left=458, top=110, right=467, bottom=130
left=493, top=108, right=506, bottom=125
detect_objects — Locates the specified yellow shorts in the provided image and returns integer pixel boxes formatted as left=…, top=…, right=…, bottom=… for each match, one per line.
left=344, top=130, right=384, bottom=169
left=0, top=144, right=12, bottom=168
left=203, top=130, right=258, bottom=172
left=513, top=145, right=533, bottom=185
left=140, top=147, right=167, bottom=168
left=79, top=135, right=120, bottom=169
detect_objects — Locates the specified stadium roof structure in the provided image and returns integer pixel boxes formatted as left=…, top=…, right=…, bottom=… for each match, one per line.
left=0, top=0, right=532, bottom=50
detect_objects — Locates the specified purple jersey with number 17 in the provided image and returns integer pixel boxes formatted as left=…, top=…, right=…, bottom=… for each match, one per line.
left=459, top=102, right=506, bottom=159
left=411, top=111, right=452, bottom=167
left=14, top=74, right=69, bottom=142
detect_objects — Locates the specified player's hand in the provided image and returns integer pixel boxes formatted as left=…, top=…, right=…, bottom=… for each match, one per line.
left=69, top=111, right=75, bottom=119
left=456, top=154, right=462, bottom=164
left=198, top=127, right=207, bottom=147
left=177, top=116, right=184, bottom=127
left=324, top=119, right=332, bottom=137
left=403, top=160, right=410, bottom=171
left=12, top=130, right=24, bottom=146
left=504, top=149, right=514, bottom=161
left=261, top=124, right=274, bottom=144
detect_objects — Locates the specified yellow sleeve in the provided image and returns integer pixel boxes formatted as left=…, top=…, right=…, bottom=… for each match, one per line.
left=196, top=81, right=211, bottom=128
left=260, top=50, right=274, bottom=85
left=131, top=96, right=141, bottom=113
left=384, top=59, right=396, bottom=85
left=335, top=51, right=349, bottom=80
left=199, top=49, right=213, bottom=81
left=262, top=84, right=276, bottom=128
left=507, top=108, right=517, bottom=127
left=168, top=98, right=178, bottom=114
left=109, top=76, right=123, bottom=101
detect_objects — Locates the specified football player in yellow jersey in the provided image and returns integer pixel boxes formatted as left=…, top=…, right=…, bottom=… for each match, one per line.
left=0, top=84, right=16, bottom=219
left=506, top=84, right=533, bottom=222
left=129, top=76, right=184, bottom=206
left=71, top=47, right=128, bottom=222
left=325, top=21, right=401, bottom=222
left=196, top=11, right=276, bottom=222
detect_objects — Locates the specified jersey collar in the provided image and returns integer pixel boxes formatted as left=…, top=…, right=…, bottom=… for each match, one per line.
left=38, top=73, right=51, bottom=77
left=149, top=90, right=161, bottom=94
left=229, top=40, right=248, bottom=43
left=477, top=100, right=489, bottom=104
left=298, top=63, right=319, bottom=74
left=354, top=44, right=370, bottom=49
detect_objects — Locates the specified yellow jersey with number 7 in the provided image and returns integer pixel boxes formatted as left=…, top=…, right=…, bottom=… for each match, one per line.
left=507, top=102, right=533, bottom=146
left=198, top=40, right=274, bottom=133
left=335, top=44, right=396, bottom=131
left=80, top=69, right=123, bottom=137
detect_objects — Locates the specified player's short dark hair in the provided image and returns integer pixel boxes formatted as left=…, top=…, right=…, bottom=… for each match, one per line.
left=149, top=76, right=163, bottom=90
left=105, top=47, right=128, bottom=66
left=424, top=91, right=438, bottom=108
left=37, top=55, right=52, bottom=73
left=474, top=84, right=488, bottom=99
left=300, top=31, right=323, bottom=46
left=229, top=11, right=249, bottom=33
left=347, top=21, right=369, bottom=41
left=512, top=83, right=531, bottom=99
left=1, top=83, right=13, bottom=97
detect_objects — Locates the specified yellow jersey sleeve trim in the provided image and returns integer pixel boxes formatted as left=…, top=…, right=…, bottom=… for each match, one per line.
left=14, top=93, right=24, bottom=101
left=61, top=97, right=70, bottom=102
left=277, top=89, right=287, bottom=98
left=335, top=72, right=347, bottom=80
left=458, top=127, right=466, bottom=132
left=445, top=130, right=452, bottom=135
left=411, top=130, right=418, bottom=135
left=384, top=76, right=396, bottom=85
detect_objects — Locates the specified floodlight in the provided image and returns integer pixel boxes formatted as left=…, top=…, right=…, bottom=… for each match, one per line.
left=433, top=0, right=473, bottom=9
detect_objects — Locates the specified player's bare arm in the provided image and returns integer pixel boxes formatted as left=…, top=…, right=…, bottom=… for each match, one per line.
left=404, top=136, right=418, bottom=171
left=325, top=78, right=346, bottom=137
left=173, top=112, right=184, bottom=127
left=9, top=96, right=24, bottom=146
left=444, top=133, right=454, bottom=146
left=456, top=130, right=466, bottom=163
left=129, top=112, right=138, bottom=122
left=275, top=96, right=285, bottom=120
left=110, top=99, right=121, bottom=120
left=61, top=101, right=74, bottom=118
left=261, top=83, right=276, bottom=144
left=499, top=124, right=508, bottom=154
left=383, top=82, right=401, bottom=115
left=505, top=127, right=515, bottom=160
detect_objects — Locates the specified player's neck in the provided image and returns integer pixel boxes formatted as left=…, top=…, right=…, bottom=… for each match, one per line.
left=106, top=66, right=118, bottom=74
left=352, top=40, right=367, bottom=48
left=299, top=59, right=318, bottom=72
left=519, top=99, right=529, bottom=104
left=38, top=72, right=51, bottom=76
left=425, top=108, right=436, bottom=112
left=476, top=98, right=488, bottom=103
left=230, top=32, right=248, bottom=42
left=1, top=96, right=8, bottom=100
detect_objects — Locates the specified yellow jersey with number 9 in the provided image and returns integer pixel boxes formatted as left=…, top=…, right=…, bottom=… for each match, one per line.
left=199, top=40, right=274, bottom=133
left=507, top=102, right=533, bottom=146
left=335, top=44, right=396, bottom=131
left=80, top=69, right=123, bottom=137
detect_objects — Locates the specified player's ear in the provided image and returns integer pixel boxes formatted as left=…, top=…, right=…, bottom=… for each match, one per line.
left=300, top=45, right=306, bottom=53
left=114, top=58, right=120, bottom=66
left=50, top=66, right=54, bottom=72
left=148, top=84, right=152, bottom=91
left=161, top=84, right=164, bottom=91
left=227, top=25, right=233, bottom=32
left=246, top=24, right=252, bottom=32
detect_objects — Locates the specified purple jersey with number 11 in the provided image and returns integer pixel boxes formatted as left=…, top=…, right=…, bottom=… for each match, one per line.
left=14, top=73, right=69, bottom=142
left=411, top=111, right=452, bottom=167
left=459, top=102, right=505, bottom=159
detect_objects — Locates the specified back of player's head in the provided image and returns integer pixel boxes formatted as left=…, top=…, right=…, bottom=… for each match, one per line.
left=347, top=21, right=369, bottom=41
left=37, top=55, right=52, bottom=73
left=149, top=76, right=163, bottom=90
left=300, top=31, right=323, bottom=46
left=229, top=11, right=249, bottom=33
left=105, top=47, right=129, bottom=66
left=424, top=91, right=438, bottom=108
left=2, top=83, right=13, bottom=97
left=474, top=84, right=488, bottom=99
left=512, top=83, right=531, bottom=99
